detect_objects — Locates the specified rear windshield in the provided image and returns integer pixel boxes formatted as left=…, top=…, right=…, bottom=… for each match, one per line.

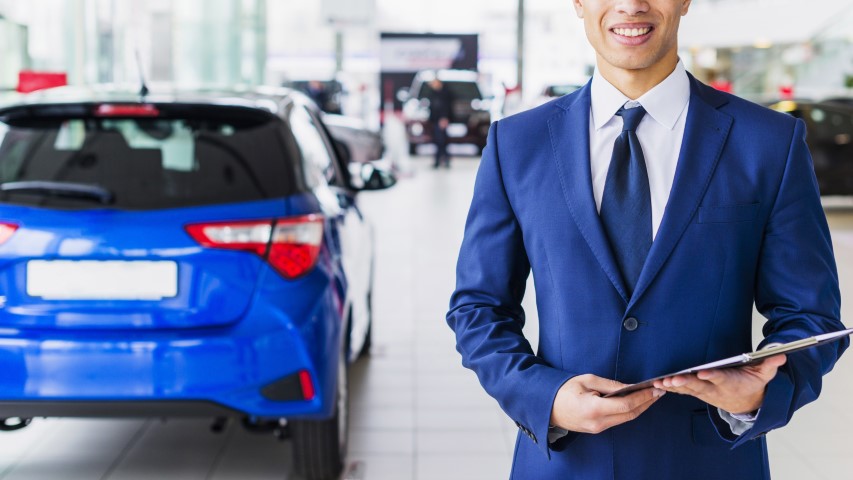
left=418, top=81, right=482, bottom=101
left=0, top=104, right=301, bottom=210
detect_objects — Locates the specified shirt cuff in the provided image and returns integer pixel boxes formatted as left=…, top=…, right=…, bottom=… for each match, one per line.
left=717, top=408, right=759, bottom=436
left=548, top=425, right=570, bottom=444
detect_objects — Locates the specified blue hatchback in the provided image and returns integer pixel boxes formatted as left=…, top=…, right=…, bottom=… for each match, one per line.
left=0, top=87, right=394, bottom=480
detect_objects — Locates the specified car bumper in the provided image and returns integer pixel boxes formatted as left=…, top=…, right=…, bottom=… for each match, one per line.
left=0, top=284, right=343, bottom=420
left=406, top=120, right=490, bottom=147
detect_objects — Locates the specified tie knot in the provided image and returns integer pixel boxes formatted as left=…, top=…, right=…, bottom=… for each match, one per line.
left=617, top=104, right=646, bottom=132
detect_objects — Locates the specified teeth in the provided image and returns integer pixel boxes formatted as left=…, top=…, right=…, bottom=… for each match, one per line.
left=614, top=27, right=651, bottom=37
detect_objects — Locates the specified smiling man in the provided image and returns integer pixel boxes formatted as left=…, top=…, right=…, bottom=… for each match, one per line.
left=447, top=0, right=848, bottom=479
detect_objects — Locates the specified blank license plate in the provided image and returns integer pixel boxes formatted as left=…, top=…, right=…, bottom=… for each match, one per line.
left=27, top=260, right=178, bottom=300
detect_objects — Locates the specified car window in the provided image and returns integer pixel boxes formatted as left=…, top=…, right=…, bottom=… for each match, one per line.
left=0, top=105, right=301, bottom=210
left=798, top=105, right=853, bottom=144
left=289, top=106, right=338, bottom=187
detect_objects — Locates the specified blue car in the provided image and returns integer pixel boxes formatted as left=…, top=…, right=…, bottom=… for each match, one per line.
left=0, top=86, right=395, bottom=480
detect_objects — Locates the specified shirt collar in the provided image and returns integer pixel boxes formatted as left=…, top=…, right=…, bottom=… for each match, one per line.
left=591, top=60, right=690, bottom=131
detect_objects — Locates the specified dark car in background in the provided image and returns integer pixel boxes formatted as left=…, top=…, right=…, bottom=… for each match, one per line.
left=822, top=97, right=853, bottom=107
left=284, top=79, right=344, bottom=114
left=769, top=100, right=853, bottom=196
left=323, top=113, right=384, bottom=165
left=0, top=85, right=395, bottom=480
left=398, top=69, right=492, bottom=155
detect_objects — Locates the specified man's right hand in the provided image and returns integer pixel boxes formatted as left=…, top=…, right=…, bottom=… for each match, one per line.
left=550, top=374, right=665, bottom=434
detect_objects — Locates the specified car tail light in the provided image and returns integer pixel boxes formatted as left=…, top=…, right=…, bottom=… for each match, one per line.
left=0, top=223, right=18, bottom=245
left=94, top=104, right=160, bottom=117
left=185, top=215, right=324, bottom=279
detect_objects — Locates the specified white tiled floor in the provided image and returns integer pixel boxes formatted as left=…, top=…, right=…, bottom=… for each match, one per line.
left=0, top=157, right=852, bottom=479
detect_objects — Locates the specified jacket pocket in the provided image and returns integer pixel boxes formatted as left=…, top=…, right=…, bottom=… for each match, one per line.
left=697, top=203, right=759, bottom=224
left=692, top=410, right=728, bottom=447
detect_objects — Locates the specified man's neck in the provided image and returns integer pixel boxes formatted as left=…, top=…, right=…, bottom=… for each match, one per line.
left=596, top=55, right=679, bottom=100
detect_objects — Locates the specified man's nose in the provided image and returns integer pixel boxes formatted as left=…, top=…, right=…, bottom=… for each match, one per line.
left=614, top=0, right=650, bottom=16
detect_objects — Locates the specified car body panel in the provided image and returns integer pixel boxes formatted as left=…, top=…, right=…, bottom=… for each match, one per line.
left=0, top=199, right=290, bottom=330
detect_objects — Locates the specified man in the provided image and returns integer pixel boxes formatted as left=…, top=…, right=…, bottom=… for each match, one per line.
left=306, top=80, right=330, bottom=112
left=427, top=77, right=453, bottom=168
left=446, top=1, right=848, bottom=479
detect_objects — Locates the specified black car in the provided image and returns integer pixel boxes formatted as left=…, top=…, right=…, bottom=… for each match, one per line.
left=822, top=96, right=853, bottom=107
left=284, top=80, right=344, bottom=114
left=769, top=100, right=853, bottom=196
left=398, top=70, right=492, bottom=155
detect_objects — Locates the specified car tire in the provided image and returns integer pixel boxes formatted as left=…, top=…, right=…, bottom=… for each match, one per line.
left=291, top=349, right=349, bottom=480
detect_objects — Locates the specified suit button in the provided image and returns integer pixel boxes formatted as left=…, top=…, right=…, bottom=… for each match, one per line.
left=623, top=317, right=639, bottom=331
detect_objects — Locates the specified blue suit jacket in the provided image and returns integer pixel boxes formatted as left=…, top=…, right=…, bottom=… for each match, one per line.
left=447, top=76, right=848, bottom=479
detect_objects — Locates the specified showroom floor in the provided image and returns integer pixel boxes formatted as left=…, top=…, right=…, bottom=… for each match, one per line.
left=0, top=157, right=852, bottom=480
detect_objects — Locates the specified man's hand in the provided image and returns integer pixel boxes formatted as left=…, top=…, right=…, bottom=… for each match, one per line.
left=439, top=118, right=450, bottom=129
left=550, top=374, right=665, bottom=434
left=653, top=354, right=787, bottom=414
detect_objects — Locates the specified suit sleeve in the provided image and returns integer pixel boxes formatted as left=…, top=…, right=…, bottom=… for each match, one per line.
left=446, top=121, right=576, bottom=458
left=713, top=118, right=849, bottom=446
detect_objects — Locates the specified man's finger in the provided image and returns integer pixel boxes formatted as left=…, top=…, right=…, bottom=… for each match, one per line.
left=581, top=375, right=629, bottom=395
left=590, top=387, right=665, bottom=416
left=592, top=393, right=663, bottom=432
left=658, top=375, right=714, bottom=398
left=756, top=354, right=787, bottom=371
left=696, top=368, right=725, bottom=384
left=743, top=354, right=787, bottom=381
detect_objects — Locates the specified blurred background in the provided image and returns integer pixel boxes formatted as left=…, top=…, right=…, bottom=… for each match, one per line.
left=0, top=1, right=851, bottom=479
left=0, top=0, right=851, bottom=122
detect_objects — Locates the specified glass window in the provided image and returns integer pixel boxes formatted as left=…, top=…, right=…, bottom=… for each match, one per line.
left=289, top=106, right=337, bottom=187
left=0, top=105, right=300, bottom=210
left=418, top=81, right=483, bottom=101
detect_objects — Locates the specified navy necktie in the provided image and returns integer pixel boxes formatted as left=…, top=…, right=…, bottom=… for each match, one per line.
left=600, top=104, right=651, bottom=296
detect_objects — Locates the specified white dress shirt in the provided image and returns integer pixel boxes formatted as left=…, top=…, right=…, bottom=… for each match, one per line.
left=589, top=60, right=690, bottom=240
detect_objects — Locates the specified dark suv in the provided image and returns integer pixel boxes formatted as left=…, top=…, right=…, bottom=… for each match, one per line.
left=399, top=70, right=492, bottom=155
left=769, top=100, right=853, bottom=196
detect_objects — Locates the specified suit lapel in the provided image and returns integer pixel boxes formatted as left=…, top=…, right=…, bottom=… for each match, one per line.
left=549, top=83, right=630, bottom=303
left=627, top=76, right=733, bottom=309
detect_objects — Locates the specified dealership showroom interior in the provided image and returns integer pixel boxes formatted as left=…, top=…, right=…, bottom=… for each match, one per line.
left=1, top=0, right=853, bottom=479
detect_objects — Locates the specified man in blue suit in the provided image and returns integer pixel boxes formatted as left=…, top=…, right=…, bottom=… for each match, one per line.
left=446, top=0, right=848, bottom=478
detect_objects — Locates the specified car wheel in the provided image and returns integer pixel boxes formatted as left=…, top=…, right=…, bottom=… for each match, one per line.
left=291, top=349, right=349, bottom=480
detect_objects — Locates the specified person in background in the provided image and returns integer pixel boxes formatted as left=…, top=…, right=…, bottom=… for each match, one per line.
left=446, top=0, right=848, bottom=478
left=427, top=77, right=453, bottom=168
left=306, top=80, right=329, bottom=112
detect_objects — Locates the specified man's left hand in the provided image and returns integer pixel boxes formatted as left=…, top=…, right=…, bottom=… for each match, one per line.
left=653, top=354, right=787, bottom=415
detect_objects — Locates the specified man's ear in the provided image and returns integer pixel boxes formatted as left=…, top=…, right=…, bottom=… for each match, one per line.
left=572, top=0, right=584, bottom=18
left=681, top=0, right=692, bottom=15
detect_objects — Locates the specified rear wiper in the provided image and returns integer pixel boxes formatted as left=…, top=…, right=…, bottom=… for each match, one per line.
left=0, top=181, right=115, bottom=205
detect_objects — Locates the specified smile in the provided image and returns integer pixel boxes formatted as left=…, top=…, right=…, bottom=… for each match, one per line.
left=612, top=27, right=652, bottom=38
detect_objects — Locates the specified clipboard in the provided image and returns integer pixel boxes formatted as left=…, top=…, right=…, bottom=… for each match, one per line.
left=603, top=327, right=853, bottom=398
